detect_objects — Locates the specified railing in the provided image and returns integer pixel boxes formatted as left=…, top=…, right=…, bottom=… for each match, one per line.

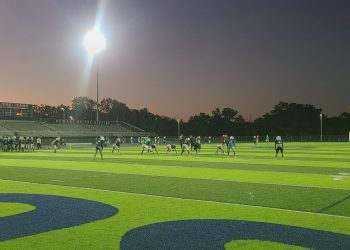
left=117, top=121, right=145, bottom=132
left=0, top=119, right=152, bottom=137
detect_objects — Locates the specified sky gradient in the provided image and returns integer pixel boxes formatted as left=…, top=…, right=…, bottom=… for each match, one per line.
left=0, top=0, right=349, bottom=120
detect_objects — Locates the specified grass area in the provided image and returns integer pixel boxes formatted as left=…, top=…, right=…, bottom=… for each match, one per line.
left=0, top=142, right=349, bottom=249
left=0, top=203, right=35, bottom=217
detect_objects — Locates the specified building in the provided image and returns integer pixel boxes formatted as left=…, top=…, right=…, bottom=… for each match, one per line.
left=0, top=102, right=33, bottom=120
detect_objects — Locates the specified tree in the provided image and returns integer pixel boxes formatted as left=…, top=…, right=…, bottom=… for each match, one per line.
left=72, top=97, right=96, bottom=120
left=221, top=108, right=239, bottom=122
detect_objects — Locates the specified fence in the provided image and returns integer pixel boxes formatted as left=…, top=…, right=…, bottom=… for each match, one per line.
left=159, top=135, right=350, bottom=143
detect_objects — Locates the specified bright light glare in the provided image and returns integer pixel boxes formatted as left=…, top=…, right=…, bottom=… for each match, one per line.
left=83, top=28, right=106, bottom=55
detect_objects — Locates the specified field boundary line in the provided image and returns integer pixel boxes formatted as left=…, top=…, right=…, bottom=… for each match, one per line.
left=1, top=178, right=350, bottom=220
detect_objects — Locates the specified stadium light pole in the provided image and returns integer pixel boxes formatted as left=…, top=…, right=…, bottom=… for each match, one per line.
left=60, top=107, right=65, bottom=121
left=320, top=113, right=323, bottom=142
left=83, top=28, right=106, bottom=124
left=177, top=119, right=180, bottom=139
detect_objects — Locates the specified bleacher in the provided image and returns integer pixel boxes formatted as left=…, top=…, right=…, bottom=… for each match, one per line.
left=45, top=123, right=94, bottom=137
left=0, top=120, right=53, bottom=137
left=0, top=120, right=152, bottom=138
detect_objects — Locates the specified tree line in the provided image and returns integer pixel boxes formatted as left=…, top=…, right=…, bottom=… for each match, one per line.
left=33, top=97, right=350, bottom=136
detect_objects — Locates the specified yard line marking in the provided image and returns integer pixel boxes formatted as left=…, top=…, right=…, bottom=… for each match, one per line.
left=332, top=174, right=350, bottom=181
left=71, top=177, right=81, bottom=180
left=317, top=195, right=350, bottom=213
left=51, top=180, right=64, bottom=183
left=1, top=178, right=349, bottom=219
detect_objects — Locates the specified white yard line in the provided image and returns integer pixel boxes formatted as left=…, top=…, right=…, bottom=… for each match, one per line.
left=1, top=178, right=349, bottom=219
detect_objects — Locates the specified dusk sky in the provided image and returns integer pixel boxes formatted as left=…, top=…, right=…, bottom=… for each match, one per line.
left=0, top=0, right=349, bottom=120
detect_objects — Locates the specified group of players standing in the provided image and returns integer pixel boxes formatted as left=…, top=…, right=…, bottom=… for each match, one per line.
left=215, top=134, right=237, bottom=158
left=93, top=133, right=284, bottom=159
left=140, top=134, right=237, bottom=157
left=0, top=136, right=41, bottom=152
left=138, top=133, right=283, bottom=159
left=1, top=133, right=284, bottom=160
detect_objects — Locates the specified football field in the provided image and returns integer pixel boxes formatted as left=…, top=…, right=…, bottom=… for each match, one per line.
left=1, top=142, right=350, bottom=249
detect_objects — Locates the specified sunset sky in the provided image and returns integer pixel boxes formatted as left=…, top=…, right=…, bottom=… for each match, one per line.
left=0, top=0, right=349, bottom=120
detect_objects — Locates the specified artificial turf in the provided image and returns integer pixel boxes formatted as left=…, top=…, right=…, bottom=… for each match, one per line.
left=0, top=142, right=349, bottom=249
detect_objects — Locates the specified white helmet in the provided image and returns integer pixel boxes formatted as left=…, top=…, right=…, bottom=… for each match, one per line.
left=230, top=136, right=234, bottom=140
left=276, top=136, right=281, bottom=140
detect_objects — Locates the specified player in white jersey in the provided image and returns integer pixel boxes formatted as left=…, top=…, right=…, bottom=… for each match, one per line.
left=112, top=137, right=121, bottom=153
left=215, top=144, right=225, bottom=155
left=227, top=136, right=236, bottom=158
left=275, top=136, right=284, bottom=159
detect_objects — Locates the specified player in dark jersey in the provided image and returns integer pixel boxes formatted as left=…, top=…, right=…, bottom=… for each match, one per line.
left=166, top=144, right=177, bottom=154
left=14, top=136, right=19, bottom=152
left=275, top=136, right=284, bottom=159
left=222, top=134, right=228, bottom=149
left=29, top=137, right=34, bottom=151
left=52, top=137, right=60, bottom=153
left=193, top=136, right=201, bottom=154
left=149, top=143, right=158, bottom=154
left=3, top=137, right=8, bottom=152
left=179, top=134, right=184, bottom=148
left=25, top=137, right=30, bottom=152
left=190, top=136, right=196, bottom=151
left=93, top=137, right=104, bottom=159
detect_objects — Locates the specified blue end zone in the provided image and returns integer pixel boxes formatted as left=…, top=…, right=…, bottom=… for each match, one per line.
left=0, top=193, right=118, bottom=242
left=120, top=219, right=350, bottom=250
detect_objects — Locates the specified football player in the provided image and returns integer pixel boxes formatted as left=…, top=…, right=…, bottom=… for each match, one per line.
left=141, top=137, right=151, bottom=155
left=93, top=137, right=104, bottom=160
left=166, top=144, right=177, bottom=154
left=227, top=136, right=236, bottom=158
left=52, top=137, right=60, bottom=153
left=275, top=136, right=284, bottom=159
left=112, top=137, right=121, bottom=153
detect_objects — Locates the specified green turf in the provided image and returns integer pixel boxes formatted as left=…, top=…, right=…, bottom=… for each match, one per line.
left=0, top=142, right=349, bottom=249
left=225, top=240, right=310, bottom=250
left=0, top=202, right=35, bottom=217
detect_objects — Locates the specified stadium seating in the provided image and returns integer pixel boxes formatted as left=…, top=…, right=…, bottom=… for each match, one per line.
left=0, top=120, right=52, bottom=137
left=0, top=120, right=151, bottom=138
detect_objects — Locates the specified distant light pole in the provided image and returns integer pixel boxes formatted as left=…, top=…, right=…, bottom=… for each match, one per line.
left=320, top=113, right=323, bottom=142
left=60, top=107, right=65, bottom=121
left=83, top=28, right=106, bottom=123
left=177, top=119, right=180, bottom=139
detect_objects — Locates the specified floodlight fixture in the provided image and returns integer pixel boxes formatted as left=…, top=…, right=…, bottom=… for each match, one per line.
left=83, top=27, right=106, bottom=123
left=83, top=28, right=106, bottom=56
